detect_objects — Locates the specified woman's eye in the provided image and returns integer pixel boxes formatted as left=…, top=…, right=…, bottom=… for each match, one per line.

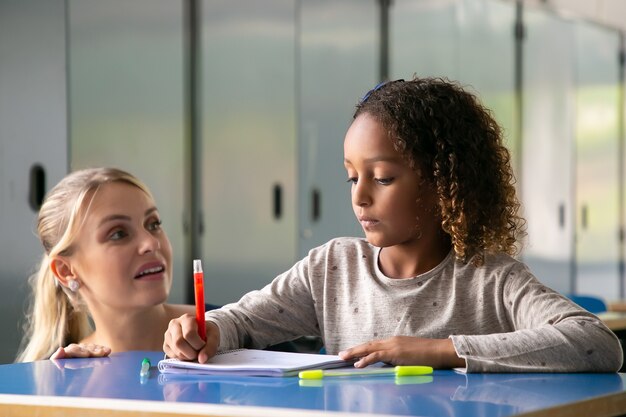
left=346, top=177, right=358, bottom=184
left=375, top=177, right=394, bottom=185
left=109, top=229, right=127, bottom=241
left=148, top=219, right=163, bottom=231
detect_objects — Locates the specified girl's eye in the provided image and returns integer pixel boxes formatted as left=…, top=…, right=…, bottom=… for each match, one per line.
left=109, top=229, right=128, bottom=241
left=346, top=177, right=358, bottom=184
left=375, top=177, right=394, bottom=185
left=147, top=219, right=163, bottom=231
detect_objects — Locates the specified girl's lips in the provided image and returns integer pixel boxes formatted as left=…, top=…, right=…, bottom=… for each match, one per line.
left=359, top=218, right=380, bottom=229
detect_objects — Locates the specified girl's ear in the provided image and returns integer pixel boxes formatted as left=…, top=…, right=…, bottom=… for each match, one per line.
left=50, top=257, right=76, bottom=287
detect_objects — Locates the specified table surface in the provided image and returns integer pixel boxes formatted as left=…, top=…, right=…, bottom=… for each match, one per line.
left=608, top=301, right=626, bottom=312
left=599, top=311, right=626, bottom=332
left=0, top=351, right=625, bottom=417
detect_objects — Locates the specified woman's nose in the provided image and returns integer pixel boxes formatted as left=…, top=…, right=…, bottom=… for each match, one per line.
left=139, top=230, right=161, bottom=254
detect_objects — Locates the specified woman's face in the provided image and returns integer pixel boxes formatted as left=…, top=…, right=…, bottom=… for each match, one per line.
left=344, top=114, right=440, bottom=249
left=68, top=181, right=173, bottom=314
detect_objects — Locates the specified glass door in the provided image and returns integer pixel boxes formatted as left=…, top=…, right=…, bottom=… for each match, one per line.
left=521, top=9, right=576, bottom=292
left=200, top=0, right=297, bottom=304
left=574, top=23, right=621, bottom=301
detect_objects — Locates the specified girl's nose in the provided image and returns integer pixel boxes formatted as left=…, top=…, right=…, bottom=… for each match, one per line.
left=352, top=181, right=372, bottom=207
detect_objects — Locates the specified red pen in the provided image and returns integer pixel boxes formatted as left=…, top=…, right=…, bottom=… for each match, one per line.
left=193, top=259, right=206, bottom=341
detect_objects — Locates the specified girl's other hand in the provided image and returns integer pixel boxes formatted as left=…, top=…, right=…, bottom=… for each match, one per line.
left=338, top=336, right=466, bottom=369
left=163, top=313, right=219, bottom=364
left=50, top=343, right=111, bottom=360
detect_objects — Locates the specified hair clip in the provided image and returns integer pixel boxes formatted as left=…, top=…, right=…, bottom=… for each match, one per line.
left=359, top=79, right=405, bottom=104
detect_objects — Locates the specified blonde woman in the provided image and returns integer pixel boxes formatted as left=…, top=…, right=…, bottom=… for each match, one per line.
left=17, top=167, right=193, bottom=362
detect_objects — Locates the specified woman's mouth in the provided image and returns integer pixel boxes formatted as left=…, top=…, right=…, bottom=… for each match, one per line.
left=134, top=264, right=165, bottom=280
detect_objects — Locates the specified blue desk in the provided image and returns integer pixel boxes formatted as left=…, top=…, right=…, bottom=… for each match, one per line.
left=0, top=351, right=624, bottom=417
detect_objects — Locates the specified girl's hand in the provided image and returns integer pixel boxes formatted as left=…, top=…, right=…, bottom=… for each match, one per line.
left=50, top=343, right=111, bottom=360
left=163, top=313, right=220, bottom=364
left=338, top=336, right=466, bottom=369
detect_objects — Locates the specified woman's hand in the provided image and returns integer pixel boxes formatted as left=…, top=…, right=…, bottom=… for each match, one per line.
left=338, top=336, right=466, bottom=369
left=50, top=343, right=111, bottom=360
left=163, top=313, right=220, bottom=364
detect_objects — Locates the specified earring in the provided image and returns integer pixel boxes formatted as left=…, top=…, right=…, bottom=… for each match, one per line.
left=68, top=279, right=80, bottom=292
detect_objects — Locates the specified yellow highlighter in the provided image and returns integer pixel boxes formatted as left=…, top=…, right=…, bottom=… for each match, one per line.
left=299, top=366, right=433, bottom=380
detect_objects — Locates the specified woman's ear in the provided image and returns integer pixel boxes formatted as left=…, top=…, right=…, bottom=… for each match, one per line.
left=50, top=257, right=75, bottom=288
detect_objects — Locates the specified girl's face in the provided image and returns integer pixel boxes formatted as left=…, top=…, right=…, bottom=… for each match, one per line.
left=67, top=181, right=173, bottom=314
left=344, top=114, right=440, bottom=249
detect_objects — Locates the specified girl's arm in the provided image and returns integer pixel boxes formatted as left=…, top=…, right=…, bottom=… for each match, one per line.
left=163, top=256, right=319, bottom=361
left=338, top=336, right=466, bottom=369
left=451, top=271, right=623, bottom=372
left=338, top=266, right=622, bottom=372
left=163, top=319, right=220, bottom=364
left=204, top=257, right=320, bottom=351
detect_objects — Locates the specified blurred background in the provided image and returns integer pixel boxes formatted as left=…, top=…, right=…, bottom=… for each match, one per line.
left=1, top=0, right=625, bottom=363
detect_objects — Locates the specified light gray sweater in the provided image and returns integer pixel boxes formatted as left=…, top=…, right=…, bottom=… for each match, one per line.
left=206, top=237, right=622, bottom=372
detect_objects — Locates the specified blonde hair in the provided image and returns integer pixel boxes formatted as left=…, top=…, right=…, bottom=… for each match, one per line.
left=16, top=167, right=153, bottom=362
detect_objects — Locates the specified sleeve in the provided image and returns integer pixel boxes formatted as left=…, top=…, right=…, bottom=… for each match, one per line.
left=450, top=269, right=623, bottom=373
left=205, top=256, right=320, bottom=351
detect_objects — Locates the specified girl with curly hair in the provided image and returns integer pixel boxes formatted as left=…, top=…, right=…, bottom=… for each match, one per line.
left=164, top=77, right=621, bottom=372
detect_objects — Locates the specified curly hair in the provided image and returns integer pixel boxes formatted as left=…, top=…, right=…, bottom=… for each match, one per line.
left=354, top=77, right=525, bottom=266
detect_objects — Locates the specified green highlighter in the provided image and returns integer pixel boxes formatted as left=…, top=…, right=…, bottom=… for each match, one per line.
left=299, top=365, right=433, bottom=380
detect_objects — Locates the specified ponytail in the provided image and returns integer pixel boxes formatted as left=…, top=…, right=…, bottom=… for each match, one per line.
left=16, top=255, right=91, bottom=362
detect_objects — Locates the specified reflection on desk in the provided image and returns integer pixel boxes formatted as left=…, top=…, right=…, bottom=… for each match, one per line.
left=0, top=351, right=624, bottom=417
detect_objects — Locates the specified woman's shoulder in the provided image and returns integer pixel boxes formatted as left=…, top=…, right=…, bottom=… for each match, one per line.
left=164, top=303, right=195, bottom=319
left=78, top=332, right=96, bottom=345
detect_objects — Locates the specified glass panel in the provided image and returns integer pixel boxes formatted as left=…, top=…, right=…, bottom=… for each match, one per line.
left=391, top=0, right=515, bottom=164
left=623, top=33, right=626, bottom=300
left=521, top=9, right=576, bottom=293
left=391, top=0, right=458, bottom=80
left=455, top=0, right=516, bottom=165
left=68, top=0, right=187, bottom=303
left=200, top=0, right=296, bottom=304
left=0, top=0, right=68, bottom=363
left=574, top=23, right=621, bottom=301
left=298, top=0, right=377, bottom=257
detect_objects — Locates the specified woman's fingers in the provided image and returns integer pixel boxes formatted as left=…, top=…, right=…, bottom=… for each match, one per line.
left=50, top=343, right=111, bottom=359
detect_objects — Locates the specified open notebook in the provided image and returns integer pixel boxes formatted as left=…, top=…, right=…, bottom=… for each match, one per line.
left=158, top=349, right=352, bottom=377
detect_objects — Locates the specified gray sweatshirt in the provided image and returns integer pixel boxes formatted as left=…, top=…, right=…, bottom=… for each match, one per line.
left=206, top=237, right=622, bottom=372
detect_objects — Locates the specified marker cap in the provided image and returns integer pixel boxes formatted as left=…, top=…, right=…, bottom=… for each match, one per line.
left=299, top=370, right=324, bottom=380
left=394, top=366, right=433, bottom=376
left=193, top=259, right=202, bottom=273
